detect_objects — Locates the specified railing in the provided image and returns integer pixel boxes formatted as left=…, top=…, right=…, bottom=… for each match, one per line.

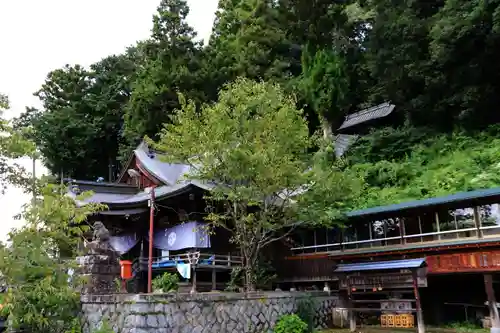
left=291, top=225, right=500, bottom=254
left=131, top=252, right=243, bottom=274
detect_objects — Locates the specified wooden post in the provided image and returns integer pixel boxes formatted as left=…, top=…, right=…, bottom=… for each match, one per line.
left=474, top=206, right=483, bottom=238
left=211, top=257, right=217, bottom=291
left=484, top=273, right=500, bottom=332
left=340, top=228, right=344, bottom=251
left=346, top=276, right=356, bottom=332
left=400, top=219, right=407, bottom=244
left=368, top=221, right=373, bottom=247
left=435, top=212, right=441, bottom=240
left=412, top=270, right=425, bottom=333
left=191, top=267, right=197, bottom=294
left=418, top=216, right=423, bottom=242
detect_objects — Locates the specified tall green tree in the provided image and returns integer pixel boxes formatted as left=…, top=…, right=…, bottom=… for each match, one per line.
left=362, top=0, right=444, bottom=127
left=0, top=93, right=36, bottom=190
left=208, top=0, right=298, bottom=84
left=426, top=0, right=500, bottom=130
left=122, top=0, right=206, bottom=159
left=151, top=78, right=356, bottom=290
left=299, top=47, right=349, bottom=139
left=16, top=51, right=137, bottom=181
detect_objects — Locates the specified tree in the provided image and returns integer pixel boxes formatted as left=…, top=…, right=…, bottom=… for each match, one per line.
left=0, top=93, right=36, bottom=190
left=208, top=0, right=298, bottom=84
left=151, top=78, right=355, bottom=290
left=0, top=94, right=104, bottom=332
left=299, top=46, right=349, bottom=140
left=0, top=183, right=104, bottom=333
left=122, top=0, right=206, bottom=159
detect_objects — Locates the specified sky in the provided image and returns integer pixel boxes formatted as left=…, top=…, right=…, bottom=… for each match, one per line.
left=0, top=0, right=218, bottom=242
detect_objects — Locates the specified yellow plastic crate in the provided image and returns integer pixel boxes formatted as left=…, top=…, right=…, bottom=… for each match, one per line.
left=380, top=314, right=414, bottom=328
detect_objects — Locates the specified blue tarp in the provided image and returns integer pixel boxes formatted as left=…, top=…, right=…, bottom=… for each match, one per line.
left=334, top=258, right=426, bottom=273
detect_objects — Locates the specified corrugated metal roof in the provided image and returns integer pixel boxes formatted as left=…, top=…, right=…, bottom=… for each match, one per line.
left=347, top=186, right=500, bottom=218
left=334, top=134, right=359, bottom=157
left=334, top=258, right=426, bottom=273
left=338, top=102, right=395, bottom=131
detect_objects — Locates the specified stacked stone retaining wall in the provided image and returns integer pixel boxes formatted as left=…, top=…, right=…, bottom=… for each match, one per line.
left=81, top=291, right=340, bottom=333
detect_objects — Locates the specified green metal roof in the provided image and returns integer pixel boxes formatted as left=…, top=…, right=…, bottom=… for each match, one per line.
left=347, top=187, right=500, bottom=218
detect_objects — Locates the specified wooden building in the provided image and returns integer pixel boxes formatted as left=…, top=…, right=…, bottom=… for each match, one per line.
left=67, top=142, right=242, bottom=293
left=278, top=187, right=500, bottom=331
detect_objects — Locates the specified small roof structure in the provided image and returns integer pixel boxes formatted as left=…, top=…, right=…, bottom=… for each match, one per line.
left=334, top=134, right=359, bottom=158
left=334, top=258, right=426, bottom=273
left=338, top=102, right=395, bottom=133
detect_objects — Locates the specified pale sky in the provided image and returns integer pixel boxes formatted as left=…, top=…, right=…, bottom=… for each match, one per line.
left=0, top=0, right=218, bottom=242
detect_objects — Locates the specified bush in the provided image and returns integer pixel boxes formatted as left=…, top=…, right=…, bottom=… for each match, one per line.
left=152, top=272, right=179, bottom=292
left=273, top=314, right=308, bottom=333
left=296, top=296, right=316, bottom=332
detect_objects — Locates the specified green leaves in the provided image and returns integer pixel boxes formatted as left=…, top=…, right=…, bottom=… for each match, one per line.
left=346, top=126, right=500, bottom=209
left=152, top=78, right=355, bottom=289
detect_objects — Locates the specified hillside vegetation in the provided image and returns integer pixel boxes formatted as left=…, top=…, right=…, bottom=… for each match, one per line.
left=345, top=126, right=500, bottom=210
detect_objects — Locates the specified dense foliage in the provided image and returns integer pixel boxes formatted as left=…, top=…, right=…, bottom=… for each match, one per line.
left=273, top=314, right=308, bottom=333
left=17, top=0, right=500, bottom=180
left=151, top=79, right=356, bottom=289
left=0, top=95, right=104, bottom=332
left=152, top=272, right=180, bottom=292
left=343, top=125, right=500, bottom=209
left=11, top=0, right=500, bottom=214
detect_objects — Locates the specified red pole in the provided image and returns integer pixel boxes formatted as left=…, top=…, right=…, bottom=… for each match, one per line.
left=147, top=186, right=156, bottom=293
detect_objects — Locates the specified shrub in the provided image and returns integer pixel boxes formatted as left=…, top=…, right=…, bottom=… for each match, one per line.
left=296, top=296, right=316, bottom=332
left=152, top=272, right=179, bottom=292
left=273, top=314, right=308, bottom=333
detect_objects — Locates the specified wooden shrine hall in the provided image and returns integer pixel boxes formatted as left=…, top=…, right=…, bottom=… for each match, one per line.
left=66, top=142, right=243, bottom=293
left=276, top=186, right=500, bottom=333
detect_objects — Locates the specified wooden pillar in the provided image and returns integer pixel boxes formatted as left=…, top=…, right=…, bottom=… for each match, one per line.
left=400, top=219, right=407, bottom=244
left=435, top=212, right=441, bottom=240
left=191, top=267, right=197, bottom=294
left=346, top=276, right=356, bottom=332
left=412, top=270, right=425, bottom=333
left=368, top=221, right=373, bottom=247
left=474, top=206, right=483, bottom=238
left=211, top=263, right=217, bottom=291
left=418, top=216, right=423, bottom=242
left=340, top=228, right=344, bottom=251
left=484, top=273, right=500, bottom=332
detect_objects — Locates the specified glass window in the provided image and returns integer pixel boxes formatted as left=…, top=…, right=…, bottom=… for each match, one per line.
left=479, top=204, right=500, bottom=236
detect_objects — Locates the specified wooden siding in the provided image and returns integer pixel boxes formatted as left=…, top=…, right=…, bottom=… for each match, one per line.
left=427, top=250, right=500, bottom=274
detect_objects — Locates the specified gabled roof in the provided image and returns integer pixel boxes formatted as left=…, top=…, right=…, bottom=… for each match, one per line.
left=338, top=102, right=395, bottom=132
left=134, top=142, right=192, bottom=185
left=117, top=141, right=192, bottom=186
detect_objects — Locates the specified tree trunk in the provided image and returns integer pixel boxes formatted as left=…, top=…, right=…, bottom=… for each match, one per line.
left=244, top=264, right=255, bottom=292
left=320, top=114, right=334, bottom=141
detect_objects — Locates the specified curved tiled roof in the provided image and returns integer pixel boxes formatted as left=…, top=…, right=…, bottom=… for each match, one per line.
left=134, top=146, right=192, bottom=185
left=68, top=180, right=214, bottom=207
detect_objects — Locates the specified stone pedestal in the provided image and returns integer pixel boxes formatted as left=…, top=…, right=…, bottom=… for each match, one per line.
left=77, top=250, right=120, bottom=295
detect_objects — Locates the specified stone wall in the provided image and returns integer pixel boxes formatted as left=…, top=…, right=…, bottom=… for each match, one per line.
left=81, top=291, right=341, bottom=333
